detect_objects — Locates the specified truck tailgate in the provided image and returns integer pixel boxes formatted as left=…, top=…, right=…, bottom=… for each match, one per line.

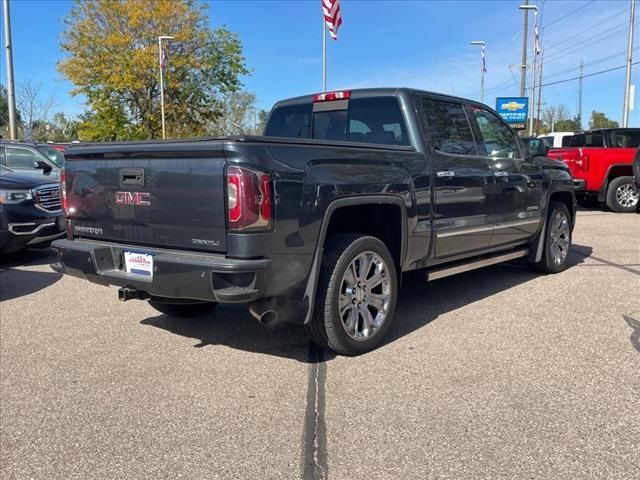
left=64, top=143, right=227, bottom=253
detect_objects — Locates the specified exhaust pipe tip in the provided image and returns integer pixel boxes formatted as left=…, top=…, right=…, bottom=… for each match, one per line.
left=248, top=300, right=278, bottom=326
left=259, top=309, right=278, bottom=325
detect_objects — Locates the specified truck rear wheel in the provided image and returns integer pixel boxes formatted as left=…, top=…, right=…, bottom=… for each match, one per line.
left=148, top=299, right=218, bottom=318
left=606, top=176, right=639, bottom=213
left=306, top=234, right=398, bottom=356
left=533, top=201, right=572, bottom=274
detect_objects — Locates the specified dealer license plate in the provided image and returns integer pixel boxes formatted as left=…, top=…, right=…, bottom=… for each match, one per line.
left=123, top=251, right=154, bottom=278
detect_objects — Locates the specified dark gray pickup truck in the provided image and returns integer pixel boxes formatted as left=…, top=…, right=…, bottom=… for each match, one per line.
left=52, top=88, right=576, bottom=355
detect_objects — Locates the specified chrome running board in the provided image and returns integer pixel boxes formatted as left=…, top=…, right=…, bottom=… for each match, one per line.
left=426, top=248, right=529, bottom=282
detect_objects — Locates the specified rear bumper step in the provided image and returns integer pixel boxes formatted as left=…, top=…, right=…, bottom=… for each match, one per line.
left=52, top=238, right=270, bottom=303
left=426, top=248, right=529, bottom=282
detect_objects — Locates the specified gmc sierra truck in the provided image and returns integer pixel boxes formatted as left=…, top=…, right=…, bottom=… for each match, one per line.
left=52, top=88, right=576, bottom=355
left=547, top=128, right=639, bottom=212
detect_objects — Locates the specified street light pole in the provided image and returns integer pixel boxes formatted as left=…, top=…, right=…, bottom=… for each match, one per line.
left=470, top=41, right=486, bottom=104
left=520, top=3, right=538, bottom=135
left=529, top=10, right=538, bottom=136
left=3, top=0, right=18, bottom=140
left=622, top=0, right=636, bottom=128
left=158, top=35, right=174, bottom=139
left=519, top=0, right=529, bottom=97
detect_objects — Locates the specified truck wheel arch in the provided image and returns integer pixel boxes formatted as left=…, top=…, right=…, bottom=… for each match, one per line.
left=302, top=195, right=408, bottom=324
left=598, top=164, right=634, bottom=202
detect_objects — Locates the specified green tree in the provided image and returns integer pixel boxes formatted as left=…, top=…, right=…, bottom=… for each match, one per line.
left=555, top=116, right=582, bottom=132
left=589, top=110, right=619, bottom=129
left=0, top=85, right=22, bottom=137
left=59, top=0, right=249, bottom=140
left=47, top=112, right=80, bottom=141
left=0, top=85, right=9, bottom=129
left=256, top=109, right=269, bottom=135
left=208, top=90, right=257, bottom=136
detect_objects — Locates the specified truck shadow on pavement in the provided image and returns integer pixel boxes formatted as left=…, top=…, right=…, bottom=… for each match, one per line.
left=622, top=315, right=640, bottom=353
left=140, top=246, right=593, bottom=363
left=0, top=248, right=62, bottom=302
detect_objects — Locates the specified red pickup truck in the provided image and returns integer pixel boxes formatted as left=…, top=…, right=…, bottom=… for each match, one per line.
left=547, top=128, right=639, bottom=212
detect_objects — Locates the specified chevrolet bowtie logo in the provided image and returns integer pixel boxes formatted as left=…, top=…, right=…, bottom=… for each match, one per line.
left=501, top=101, right=525, bottom=111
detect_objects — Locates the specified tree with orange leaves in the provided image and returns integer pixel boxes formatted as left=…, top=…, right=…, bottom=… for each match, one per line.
left=59, top=0, right=248, bottom=140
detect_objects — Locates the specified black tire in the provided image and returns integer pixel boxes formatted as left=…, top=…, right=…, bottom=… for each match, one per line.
left=605, top=176, right=639, bottom=213
left=148, top=299, right=218, bottom=318
left=306, top=234, right=398, bottom=356
left=533, top=201, right=572, bottom=274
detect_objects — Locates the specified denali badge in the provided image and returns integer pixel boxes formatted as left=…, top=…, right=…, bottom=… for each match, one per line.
left=192, top=238, right=220, bottom=247
left=75, top=225, right=104, bottom=236
left=115, top=191, right=151, bottom=206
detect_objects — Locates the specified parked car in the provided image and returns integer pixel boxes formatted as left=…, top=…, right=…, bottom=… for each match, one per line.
left=0, top=140, right=60, bottom=178
left=35, top=143, right=66, bottom=167
left=0, top=165, right=64, bottom=255
left=546, top=128, right=640, bottom=212
left=538, top=131, right=574, bottom=148
left=52, top=88, right=576, bottom=355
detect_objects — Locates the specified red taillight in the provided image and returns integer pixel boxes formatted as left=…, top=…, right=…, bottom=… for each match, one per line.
left=581, top=154, right=589, bottom=171
left=313, top=90, right=351, bottom=102
left=60, top=168, right=70, bottom=216
left=226, top=166, right=272, bottom=231
left=575, top=151, right=589, bottom=171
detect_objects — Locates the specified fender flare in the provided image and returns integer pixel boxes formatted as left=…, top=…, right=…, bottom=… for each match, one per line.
left=302, top=195, right=408, bottom=324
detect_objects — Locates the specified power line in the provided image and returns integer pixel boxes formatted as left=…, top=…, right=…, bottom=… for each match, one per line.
left=543, top=47, right=640, bottom=81
left=543, top=6, right=629, bottom=55
left=541, top=61, right=640, bottom=87
left=543, top=0, right=597, bottom=30
left=544, top=22, right=636, bottom=64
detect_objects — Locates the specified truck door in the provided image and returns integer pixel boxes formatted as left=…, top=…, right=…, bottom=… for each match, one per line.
left=465, top=106, right=543, bottom=246
left=418, top=97, right=495, bottom=258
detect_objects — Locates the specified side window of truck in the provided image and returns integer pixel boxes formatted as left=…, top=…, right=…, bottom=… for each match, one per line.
left=264, top=103, right=312, bottom=139
left=420, top=98, right=477, bottom=155
left=465, top=107, right=522, bottom=159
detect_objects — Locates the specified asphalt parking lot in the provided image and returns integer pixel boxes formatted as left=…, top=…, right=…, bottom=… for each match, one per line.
left=1, top=209, right=639, bottom=480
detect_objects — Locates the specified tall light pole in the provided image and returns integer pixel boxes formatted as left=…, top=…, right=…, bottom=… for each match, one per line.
left=520, top=3, right=538, bottom=135
left=622, top=0, right=636, bottom=128
left=519, top=0, right=530, bottom=97
left=470, top=41, right=486, bottom=104
left=158, top=35, right=174, bottom=139
left=3, top=0, right=18, bottom=139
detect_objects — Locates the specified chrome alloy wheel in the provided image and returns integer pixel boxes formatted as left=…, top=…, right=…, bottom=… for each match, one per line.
left=549, top=210, right=571, bottom=265
left=615, top=183, right=639, bottom=208
left=338, top=251, right=391, bottom=341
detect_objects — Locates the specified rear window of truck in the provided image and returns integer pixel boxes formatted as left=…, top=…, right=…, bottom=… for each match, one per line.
left=265, top=97, right=410, bottom=146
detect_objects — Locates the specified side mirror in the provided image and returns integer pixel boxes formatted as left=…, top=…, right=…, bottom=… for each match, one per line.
left=524, top=138, right=548, bottom=158
left=34, top=160, right=53, bottom=173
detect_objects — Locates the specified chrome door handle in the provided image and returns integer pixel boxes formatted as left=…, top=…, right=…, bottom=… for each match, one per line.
left=494, top=171, right=509, bottom=177
left=437, top=170, right=455, bottom=178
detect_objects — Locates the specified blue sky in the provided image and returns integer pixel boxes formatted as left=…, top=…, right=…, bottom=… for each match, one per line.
left=1, top=0, right=638, bottom=127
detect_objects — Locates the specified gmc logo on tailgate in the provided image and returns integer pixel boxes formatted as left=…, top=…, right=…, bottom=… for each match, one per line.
left=115, top=191, right=151, bottom=206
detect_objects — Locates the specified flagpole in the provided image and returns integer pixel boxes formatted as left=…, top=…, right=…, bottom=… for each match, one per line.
left=158, top=35, right=174, bottom=139
left=322, top=17, right=327, bottom=91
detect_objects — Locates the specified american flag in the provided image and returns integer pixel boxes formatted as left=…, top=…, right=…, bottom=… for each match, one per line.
left=160, top=46, right=167, bottom=69
left=482, top=45, right=487, bottom=73
left=322, top=0, right=343, bottom=40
